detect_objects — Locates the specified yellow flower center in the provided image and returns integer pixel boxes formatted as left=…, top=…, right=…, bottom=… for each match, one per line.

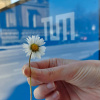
left=31, top=44, right=39, bottom=52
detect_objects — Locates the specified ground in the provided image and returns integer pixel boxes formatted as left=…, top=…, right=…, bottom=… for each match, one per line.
left=0, top=41, right=99, bottom=100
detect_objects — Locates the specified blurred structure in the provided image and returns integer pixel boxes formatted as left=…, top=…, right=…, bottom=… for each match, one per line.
left=0, top=0, right=49, bottom=45
left=0, top=0, right=11, bottom=9
left=0, top=0, right=99, bottom=46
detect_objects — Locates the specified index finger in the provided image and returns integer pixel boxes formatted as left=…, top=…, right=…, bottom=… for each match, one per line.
left=22, top=59, right=51, bottom=77
left=23, top=59, right=50, bottom=70
left=22, top=58, right=78, bottom=77
left=22, top=58, right=78, bottom=71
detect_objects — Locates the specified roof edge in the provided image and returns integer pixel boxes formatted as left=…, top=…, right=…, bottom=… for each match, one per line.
left=0, top=0, right=30, bottom=12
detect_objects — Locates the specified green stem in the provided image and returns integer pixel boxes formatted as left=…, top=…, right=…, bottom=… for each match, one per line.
left=29, top=52, right=32, bottom=100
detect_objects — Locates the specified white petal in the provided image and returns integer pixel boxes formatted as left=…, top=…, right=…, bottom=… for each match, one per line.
left=26, top=53, right=30, bottom=56
left=38, top=46, right=46, bottom=57
left=40, top=52, right=45, bottom=56
left=23, top=43, right=29, bottom=49
left=31, top=36, right=35, bottom=43
left=23, top=43, right=32, bottom=57
left=29, top=39, right=34, bottom=46
left=25, top=49, right=31, bottom=55
left=26, top=36, right=35, bottom=46
left=38, top=38, right=45, bottom=46
left=34, top=36, right=40, bottom=45
left=24, top=46, right=30, bottom=52
left=39, top=50, right=45, bottom=56
left=23, top=35, right=46, bottom=58
left=31, top=52, right=36, bottom=59
left=26, top=36, right=31, bottom=44
left=32, top=36, right=35, bottom=39
left=36, top=35, right=40, bottom=40
left=39, top=46, right=46, bottom=52
left=35, top=52, right=41, bottom=59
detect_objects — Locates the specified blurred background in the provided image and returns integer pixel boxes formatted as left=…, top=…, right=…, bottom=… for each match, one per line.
left=0, top=0, right=99, bottom=100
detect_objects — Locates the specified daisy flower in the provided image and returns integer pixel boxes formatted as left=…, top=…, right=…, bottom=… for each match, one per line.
left=23, top=35, right=46, bottom=100
left=23, top=35, right=46, bottom=59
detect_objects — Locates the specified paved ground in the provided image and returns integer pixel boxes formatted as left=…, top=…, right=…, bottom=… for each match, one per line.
left=0, top=41, right=99, bottom=100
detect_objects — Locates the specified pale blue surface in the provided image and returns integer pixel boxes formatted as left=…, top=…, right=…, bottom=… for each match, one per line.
left=11, top=0, right=19, bottom=3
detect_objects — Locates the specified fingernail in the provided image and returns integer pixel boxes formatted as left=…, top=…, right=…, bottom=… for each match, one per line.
left=22, top=67, right=25, bottom=75
left=52, top=91, right=59, bottom=99
left=47, top=82, right=55, bottom=89
left=27, top=77, right=31, bottom=82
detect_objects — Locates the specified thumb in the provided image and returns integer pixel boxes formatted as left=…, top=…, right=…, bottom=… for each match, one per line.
left=23, top=60, right=100, bottom=88
left=30, top=63, right=80, bottom=83
left=23, top=61, right=83, bottom=83
left=31, top=66, right=65, bottom=83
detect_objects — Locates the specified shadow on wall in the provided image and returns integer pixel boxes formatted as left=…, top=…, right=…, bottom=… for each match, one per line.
left=6, top=82, right=44, bottom=100
left=82, top=50, right=99, bottom=60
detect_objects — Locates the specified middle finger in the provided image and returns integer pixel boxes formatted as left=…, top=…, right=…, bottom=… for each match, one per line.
left=34, top=82, right=56, bottom=99
left=27, top=78, right=43, bottom=86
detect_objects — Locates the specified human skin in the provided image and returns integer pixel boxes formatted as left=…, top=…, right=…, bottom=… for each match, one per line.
left=22, top=58, right=100, bottom=100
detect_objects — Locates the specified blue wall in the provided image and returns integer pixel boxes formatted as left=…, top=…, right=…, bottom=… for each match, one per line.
left=0, top=0, right=99, bottom=100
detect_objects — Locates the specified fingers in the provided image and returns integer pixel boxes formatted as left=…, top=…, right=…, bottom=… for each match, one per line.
left=22, top=58, right=83, bottom=83
left=23, top=58, right=77, bottom=70
left=27, top=78, right=43, bottom=86
left=69, top=61, right=100, bottom=87
left=34, top=83, right=56, bottom=99
left=22, top=58, right=79, bottom=81
left=23, top=58, right=57, bottom=70
left=22, top=62, right=79, bottom=83
left=22, top=58, right=58, bottom=77
left=22, top=65, right=31, bottom=77
left=27, top=78, right=60, bottom=100
left=45, top=91, right=60, bottom=100
left=34, top=82, right=60, bottom=100
left=23, top=61, right=81, bottom=83
left=23, top=66, right=65, bottom=83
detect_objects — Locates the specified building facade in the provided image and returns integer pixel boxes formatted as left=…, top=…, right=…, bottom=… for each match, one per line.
left=0, top=0, right=99, bottom=46
left=0, top=0, right=49, bottom=45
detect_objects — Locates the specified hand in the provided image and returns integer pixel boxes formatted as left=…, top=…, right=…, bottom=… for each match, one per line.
left=22, top=58, right=100, bottom=100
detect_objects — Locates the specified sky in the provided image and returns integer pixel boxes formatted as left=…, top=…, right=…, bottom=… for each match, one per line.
left=11, top=0, right=19, bottom=3
left=49, top=0, right=98, bottom=16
